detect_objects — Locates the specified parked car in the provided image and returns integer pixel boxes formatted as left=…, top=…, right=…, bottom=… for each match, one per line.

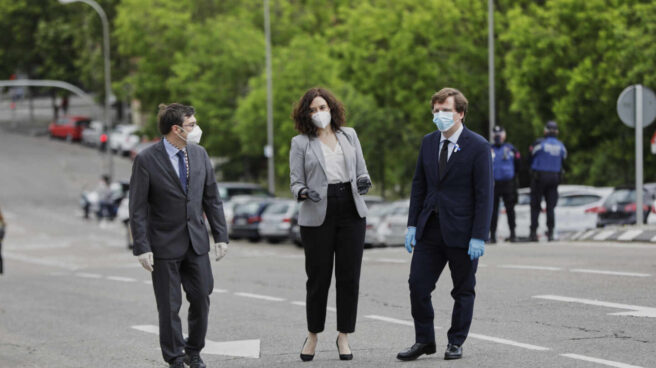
left=230, top=198, right=274, bottom=242
left=364, top=202, right=395, bottom=247
left=496, top=185, right=613, bottom=240
left=109, top=124, right=140, bottom=156
left=362, top=195, right=384, bottom=207
left=595, top=187, right=654, bottom=227
left=218, top=182, right=272, bottom=202
left=48, top=115, right=91, bottom=142
left=81, top=120, right=106, bottom=147
left=223, top=195, right=262, bottom=235
left=289, top=206, right=303, bottom=247
left=258, top=200, right=298, bottom=243
left=376, top=200, right=410, bottom=247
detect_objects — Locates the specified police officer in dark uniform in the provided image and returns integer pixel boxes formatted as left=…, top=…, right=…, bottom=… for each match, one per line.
left=528, top=121, right=567, bottom=242
left=489, top=126, right=520, bottom=243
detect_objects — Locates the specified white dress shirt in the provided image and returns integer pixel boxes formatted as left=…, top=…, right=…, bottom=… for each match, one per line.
left=439, top=123, right=464, bottom=162
left=320, top=140, right=349, bottom=184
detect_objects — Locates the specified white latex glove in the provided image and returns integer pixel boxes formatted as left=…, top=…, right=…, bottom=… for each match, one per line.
left=212, top=242, right=228, bottom=261
left=137, top=252, right=154, bottom=272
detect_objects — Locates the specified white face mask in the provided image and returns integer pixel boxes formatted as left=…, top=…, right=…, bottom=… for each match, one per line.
left=311, top=111, right=331, bottom=129
left=177, top=125, right=203, bottom=144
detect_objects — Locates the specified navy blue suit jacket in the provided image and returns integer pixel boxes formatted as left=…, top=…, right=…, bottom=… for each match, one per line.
left=407, top=126, right=494, bottom=248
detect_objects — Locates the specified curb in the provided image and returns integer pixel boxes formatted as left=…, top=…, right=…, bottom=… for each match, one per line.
left=564, top=227, right=656, bottom=243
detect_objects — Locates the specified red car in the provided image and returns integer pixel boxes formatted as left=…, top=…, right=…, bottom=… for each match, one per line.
left=48, top=116, right=92, bottom=142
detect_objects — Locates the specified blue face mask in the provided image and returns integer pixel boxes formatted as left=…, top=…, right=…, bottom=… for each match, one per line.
left=433, top=111, right=455, bottom=132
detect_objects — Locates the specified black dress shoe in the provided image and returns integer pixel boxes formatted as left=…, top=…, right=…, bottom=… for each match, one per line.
left=184, top=352, right=206, bottom=368
left=336, top=337, right=353, bottom=360
left=444, top=344, right=462, bottom=360
left=300, top=337, right=315, bottom=362
left=396, top=342, right=436, bottom=361
left=168, top=358, right=185, bottom=368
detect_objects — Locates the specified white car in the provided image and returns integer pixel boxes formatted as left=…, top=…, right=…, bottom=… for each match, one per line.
left=81, top=120, right=105, bottom=147
left=364, top=202, right=395, bottom=246
left=258, top=200, right=298, bottom=243
left=495, top=185, right=613, bottom=241
left=376, top=200, right=410, bottom=247
left=109, top=124, right=140, bottom=156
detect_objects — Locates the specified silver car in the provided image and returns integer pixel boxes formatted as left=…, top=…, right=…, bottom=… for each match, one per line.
left=377, top=200, right=410, bottom=247
left=258, top=200, right=298, bottom=243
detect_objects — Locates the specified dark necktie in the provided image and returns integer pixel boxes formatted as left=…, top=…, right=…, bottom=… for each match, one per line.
left=176, top=150, right=187, bottom=192
left=439, top=139, right=450, bottom=180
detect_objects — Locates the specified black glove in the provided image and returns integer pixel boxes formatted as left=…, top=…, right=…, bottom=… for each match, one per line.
left=299, top=188, right=321, bottom=203
left=357, top=177, right=372, bottom=195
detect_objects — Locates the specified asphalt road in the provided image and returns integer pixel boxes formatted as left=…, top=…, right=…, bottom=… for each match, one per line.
left=1, top=129, right=655, bottom=368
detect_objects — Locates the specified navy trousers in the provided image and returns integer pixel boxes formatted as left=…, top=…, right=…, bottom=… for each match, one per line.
left=409, top=214, right=478, bottom=345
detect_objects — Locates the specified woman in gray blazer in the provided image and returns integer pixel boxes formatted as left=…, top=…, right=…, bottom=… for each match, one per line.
left=289, top=87, right=372, bottom=362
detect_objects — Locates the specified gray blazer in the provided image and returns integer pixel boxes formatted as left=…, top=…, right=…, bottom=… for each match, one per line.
left=129, top=140, right=228, bottom=259
left=289, top=127, right=370, bottom=227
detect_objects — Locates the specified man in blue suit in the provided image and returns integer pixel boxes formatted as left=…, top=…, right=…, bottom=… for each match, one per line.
left=397, top=88, right=493, bottom=362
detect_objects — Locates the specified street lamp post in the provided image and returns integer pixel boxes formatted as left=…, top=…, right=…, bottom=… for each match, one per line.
left=488, top=0, right=495, bottom=140
left=59, top=0, right=114, bottom=181
left=264, top=0, right=275, bottom=194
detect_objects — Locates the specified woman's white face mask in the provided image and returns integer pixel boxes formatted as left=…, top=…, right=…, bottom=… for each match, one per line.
left=311, top=111, right=331, bottom=129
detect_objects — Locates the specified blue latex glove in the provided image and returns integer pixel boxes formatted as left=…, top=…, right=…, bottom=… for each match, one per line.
left=405, top=227, right=416, bottom=253
left=468, top=238, right=485, bottom=260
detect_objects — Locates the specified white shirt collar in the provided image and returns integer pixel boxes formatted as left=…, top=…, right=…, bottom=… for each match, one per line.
left=440, top=123, right=464, bottom=144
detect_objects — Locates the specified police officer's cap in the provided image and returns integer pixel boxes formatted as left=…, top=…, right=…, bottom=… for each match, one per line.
left=545, top=121, right=558, bottom=131
left=492, top=125, right=504, bottom=133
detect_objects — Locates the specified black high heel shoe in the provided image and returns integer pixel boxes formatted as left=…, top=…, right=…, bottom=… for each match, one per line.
left=300, top=337, right=315, bottom=362
left=336, top=337, right=353, bottom=361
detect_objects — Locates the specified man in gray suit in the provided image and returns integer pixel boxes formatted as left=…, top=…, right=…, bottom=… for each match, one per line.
left=129, top=103, right=228, bottom=368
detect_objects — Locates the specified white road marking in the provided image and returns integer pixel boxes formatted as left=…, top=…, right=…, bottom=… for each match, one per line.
left=468, top=333, right=551, bottom=351
left=617, top=230, right=643, bottom=241
left=131, top=325, right=260, bottom=358
left=569, top=269, right=651, bottom=277
left=373, top=258, right=407, bottom=264
left=291, top=301, right=306, bottom=307
left=234, top=292, right=286, bottom=302
left=593, top=230, right=616, bottom=241
left=213, top=288, right=228, bottom=293
left=534, top=295, right=656, bottom=318
left=326, top=306, right=337, bottom=312
left=561, top=353, right=644, bottom=368
left=106, top=276, right=137, bottom=282
left=365, top=315, right=415, bottom=327
left=3, top=252, right=81, bottom=270
left=75, top=272, right=102, bottom=279
left=143, top=280, right=152, bottom=285
left=499, top=265, right=561, bottom=271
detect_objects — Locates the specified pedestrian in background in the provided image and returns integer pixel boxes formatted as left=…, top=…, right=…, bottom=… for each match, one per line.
left=129, top=103, right=229, bottom=368
left=489, top=125, right=520, bottom=243
left=528, top=121, right=567, bottom=241
left=398, top=88, right=493, bottom=362
left=289, top=87, right=372, bottom=362
left=0, top=206, right=5, bottom=275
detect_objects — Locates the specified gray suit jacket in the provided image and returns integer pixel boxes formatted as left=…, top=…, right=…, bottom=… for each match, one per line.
left=129, top=140, right=228, bottom=259
left=289, top=127, right=370, bottom=227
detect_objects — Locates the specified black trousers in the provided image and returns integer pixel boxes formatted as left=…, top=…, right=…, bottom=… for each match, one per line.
left=409, top=214, right=477, bottom=345
left=490, top=179, right=517, bottom=236
left=152, top=245, right=214, bottom=363
left=300, top=183, right=366, bottom=334
left=530, top=171, right=560, bottom=232
left=0, top=241, right=3, bottom=274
